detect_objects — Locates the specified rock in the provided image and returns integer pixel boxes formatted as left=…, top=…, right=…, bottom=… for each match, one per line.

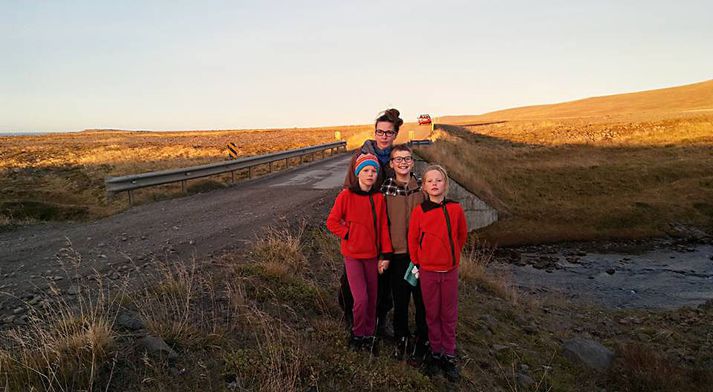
left=137, top=335, right=178, bottom=360
left=516, top=372, right=535, bottom=388
left=13, top=315, right=28, bottom=325
left=492, top=344, right=509, bottom=353
left=117, top=310, right=145, bottom=331
left=606, top=268, right=615, bottom=275
left=562, top=338, right=615, bottom=371
left=523, top=324, right=538, bottom=335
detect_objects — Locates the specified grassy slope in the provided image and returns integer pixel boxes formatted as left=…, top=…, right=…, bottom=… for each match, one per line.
left=418, top=80, right=713, bottom=245
left=442, top=79, right=713, bottom=123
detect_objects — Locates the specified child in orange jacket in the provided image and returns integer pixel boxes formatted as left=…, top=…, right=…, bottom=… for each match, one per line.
left=327, top=153, right=393, bottom=350
left=407, top=164, right=467, bottom=381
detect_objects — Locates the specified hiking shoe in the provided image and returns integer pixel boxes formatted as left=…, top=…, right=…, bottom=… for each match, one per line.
left=408, top=338, right=430, bottom=367
left=441, top=354, right=460, bottom=382
left=424, top=352, right=442, bottom=377
left=363, top=336, right=379, bottom=356
left=348, top=336, right=363, bottom=351
left=393, top=336, right=408, bottom=361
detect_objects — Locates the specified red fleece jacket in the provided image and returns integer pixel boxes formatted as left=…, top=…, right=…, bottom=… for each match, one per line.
left=326, top=188, right=393, bottom=260
left=408, top=199, right=468, bottom=272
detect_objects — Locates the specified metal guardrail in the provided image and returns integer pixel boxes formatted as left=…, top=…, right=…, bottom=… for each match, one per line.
left=408, top=139, right=433, bottom=146
left=105, top=140, right=346, bottom=203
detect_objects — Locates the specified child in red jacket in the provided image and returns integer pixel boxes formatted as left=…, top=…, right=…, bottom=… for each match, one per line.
left=407, top=164, right=467, bottom=381
left=327, top=153, right=393, bottom=350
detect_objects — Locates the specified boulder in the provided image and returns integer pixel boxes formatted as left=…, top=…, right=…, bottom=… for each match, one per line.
left=562, top=338, right=614, bottom=371
left=117, top=310, right=145, bottom=331
left=137, top=335, right=178, bottom=360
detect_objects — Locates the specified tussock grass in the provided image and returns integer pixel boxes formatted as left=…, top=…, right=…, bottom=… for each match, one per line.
left=0, top=280, right=117, bottom=391
left=460, top=243, right=518, bottom=304
left=609, top=343, right=713, bottom=392
left=252, top=224, right=306, bottom=271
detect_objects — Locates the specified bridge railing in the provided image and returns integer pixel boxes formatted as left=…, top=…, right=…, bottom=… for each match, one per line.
left=105, top=140, right=347, bottom=203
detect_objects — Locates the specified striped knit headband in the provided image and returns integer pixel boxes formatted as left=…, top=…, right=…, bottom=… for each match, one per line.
left=354, top=153, right=380, bottom=176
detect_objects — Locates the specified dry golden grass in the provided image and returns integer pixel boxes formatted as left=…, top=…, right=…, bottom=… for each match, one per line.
left=252, top=224, right=307, bottom=272
left=418, top=82, right=713, bottom=245
left=0, top=270, right=118, bottom=390
left=459, top=243, right=518, bottom=304
left=4, top=224, right=713, bottom=391
left=0, top=118, right=430, bottom=227
left=0, top=125, right=374, bottom=224
left=441, top=79, right=713, bottom=123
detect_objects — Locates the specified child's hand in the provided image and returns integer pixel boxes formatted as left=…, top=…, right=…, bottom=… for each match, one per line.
left=411, top=265, right=419, bottom=279
left=378, top=260, right=389, bottom=274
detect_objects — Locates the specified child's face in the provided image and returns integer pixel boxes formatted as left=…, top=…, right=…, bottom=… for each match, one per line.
left=424, top=170, right=446, bottom=198
left=389, top=150, right=413, bottom=177
left=358, top=165, right=378, bottom=188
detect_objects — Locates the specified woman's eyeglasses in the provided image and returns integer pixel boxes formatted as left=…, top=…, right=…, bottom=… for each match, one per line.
left=375, top=129, right=396, bottom=137
left=390, top=156, right=413, bottom=163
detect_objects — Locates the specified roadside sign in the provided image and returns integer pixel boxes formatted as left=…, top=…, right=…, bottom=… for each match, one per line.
left=227, top=142, right=239, bottom=159
left=335, top=131, right=341, bottom=140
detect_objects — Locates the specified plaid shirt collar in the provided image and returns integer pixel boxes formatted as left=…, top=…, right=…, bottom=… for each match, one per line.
left=380, top=173, right=422, bottom=196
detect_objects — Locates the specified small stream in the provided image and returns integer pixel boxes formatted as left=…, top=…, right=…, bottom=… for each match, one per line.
left=494, top=242, right=713, bottom=309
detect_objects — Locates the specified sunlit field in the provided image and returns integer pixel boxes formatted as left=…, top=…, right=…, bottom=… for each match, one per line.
left=418, top=81, right=713, bottom=245
left=0, top=125, right=378, bottom=225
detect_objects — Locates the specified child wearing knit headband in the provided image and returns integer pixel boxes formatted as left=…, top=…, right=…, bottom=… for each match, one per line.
left=327, top=153, right=393, bottom=352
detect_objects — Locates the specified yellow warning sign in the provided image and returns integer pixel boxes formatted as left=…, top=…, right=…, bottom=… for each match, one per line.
left=227, top=142, right=239, bottom=159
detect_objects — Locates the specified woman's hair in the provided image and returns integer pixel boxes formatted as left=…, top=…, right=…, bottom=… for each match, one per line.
left=423, top=164, right=449, bottom=196
left=375, top=108, right=404, bottom=133
left=390, top=143, right=412, bottom=157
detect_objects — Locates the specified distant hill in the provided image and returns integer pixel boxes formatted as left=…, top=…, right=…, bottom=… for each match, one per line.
left=442, top=79, right=713, bottom=123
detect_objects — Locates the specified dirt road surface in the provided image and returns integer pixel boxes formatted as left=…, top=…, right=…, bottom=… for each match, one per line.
left=0, top=154, right=353, bottom=322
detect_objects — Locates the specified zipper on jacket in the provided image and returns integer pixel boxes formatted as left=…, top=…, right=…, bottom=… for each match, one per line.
left=368, top=194, right=380, bottom=256
left=441, top=203, right=457, bottom=267
left=419, top=232, right=425, bottom=248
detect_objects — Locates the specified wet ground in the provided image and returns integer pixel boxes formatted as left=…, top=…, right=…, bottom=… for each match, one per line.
left=494, top=239, right=713, bottom=309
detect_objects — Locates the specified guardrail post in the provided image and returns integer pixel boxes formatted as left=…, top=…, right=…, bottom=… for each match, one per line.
left=231, top=171, right=235, bottom=184
left=181, top=180, right=187, bottom=193
left=128, top=190, right=133, bottom=206
left=285, top=158, right=289, bottom=168
left=269, top=161, right=273, bottom=173
left=249, top=166, right=254, bottom=179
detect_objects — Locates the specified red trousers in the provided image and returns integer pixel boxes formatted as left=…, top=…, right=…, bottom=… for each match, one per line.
left=420, top=268, right=458, bottom=355
left=344, top=256, right=378, bottom=337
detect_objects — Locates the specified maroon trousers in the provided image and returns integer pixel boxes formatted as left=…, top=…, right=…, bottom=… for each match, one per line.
left=420, top=268, right=458, bottom=356
left=344, top=256, right=378, bottom=337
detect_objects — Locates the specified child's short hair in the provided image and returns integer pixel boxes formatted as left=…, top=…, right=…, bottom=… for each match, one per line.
left=390, top=143, right=413, bottom=158
left=423, top=164, right=449, bottom=196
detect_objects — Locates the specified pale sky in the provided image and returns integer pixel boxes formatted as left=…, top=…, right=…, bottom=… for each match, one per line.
left=1, top=0, right=712, bottom=132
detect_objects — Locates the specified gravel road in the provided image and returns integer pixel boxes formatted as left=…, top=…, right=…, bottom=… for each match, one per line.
left=0, top=154, right=351, bottom=322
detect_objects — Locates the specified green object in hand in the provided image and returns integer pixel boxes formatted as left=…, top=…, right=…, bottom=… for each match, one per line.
left=404, top=262, right=418, bottom=287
